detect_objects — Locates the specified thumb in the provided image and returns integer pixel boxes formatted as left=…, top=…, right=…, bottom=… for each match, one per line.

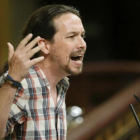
left=7, top=42, right=14, bottom=61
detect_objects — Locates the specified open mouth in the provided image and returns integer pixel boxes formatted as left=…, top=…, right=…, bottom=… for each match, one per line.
left=70, top=55, right=83, bottom=61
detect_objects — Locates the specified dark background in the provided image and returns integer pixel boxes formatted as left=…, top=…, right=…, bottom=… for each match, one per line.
left=1, top=0, right=140, bottom=69
left=38, top=0, right=140, bottom=62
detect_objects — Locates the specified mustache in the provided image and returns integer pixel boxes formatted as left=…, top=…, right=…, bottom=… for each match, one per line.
left=70, top=49, right=86, bottom=56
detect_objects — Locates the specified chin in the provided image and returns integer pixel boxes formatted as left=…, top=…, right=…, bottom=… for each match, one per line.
left=60, top=62, right=83, bottom=76
left=66, top=67, right=83, bottom=76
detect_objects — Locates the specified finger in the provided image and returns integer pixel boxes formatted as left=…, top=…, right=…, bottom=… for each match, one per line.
left=29, top=56, right=44, bottom=66
left=24, top=36, right=41, bottom=52
left=16, top=33, right=33, bottom=52
left=7, top=42, right=14, bottom=61
left=26, top=43, right=45, bottom=59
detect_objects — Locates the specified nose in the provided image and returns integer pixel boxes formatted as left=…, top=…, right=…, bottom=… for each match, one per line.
left=76, top=37, right=87, bottom=50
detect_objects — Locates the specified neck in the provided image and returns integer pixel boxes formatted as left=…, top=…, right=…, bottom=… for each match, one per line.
left=36, top=59, right=66, bottom=90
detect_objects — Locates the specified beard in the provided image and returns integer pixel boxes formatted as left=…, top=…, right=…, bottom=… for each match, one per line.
left=60, top=60, right=83, bottom=76
left=49, top=53, right=83, bottom=76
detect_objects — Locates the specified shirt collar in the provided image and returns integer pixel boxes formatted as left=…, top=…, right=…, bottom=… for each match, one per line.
left=59, top=77, right=69, bottom=89
left=30, top=65, right=70, bottom=89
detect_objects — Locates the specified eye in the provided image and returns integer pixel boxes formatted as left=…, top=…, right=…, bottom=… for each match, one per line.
left=82, top=34, right=86, bottom=39
left=68, top=35, right=75, bottom=39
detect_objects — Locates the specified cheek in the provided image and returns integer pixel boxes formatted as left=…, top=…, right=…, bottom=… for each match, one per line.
left=60, top=53, right=71, bottom=64
left=61, top=55, right=70, bottom=63
left=66, top=55, right=69, bottom=59
left=56, top=50, right=69, bottom=61
left=54, top=41, right=73, bottom=60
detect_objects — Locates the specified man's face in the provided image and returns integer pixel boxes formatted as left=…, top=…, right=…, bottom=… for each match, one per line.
left=49, top=13, right=87, bottom=76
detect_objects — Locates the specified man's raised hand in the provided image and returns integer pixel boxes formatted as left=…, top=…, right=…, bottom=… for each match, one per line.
left=7, top=34, right=45, bottom=82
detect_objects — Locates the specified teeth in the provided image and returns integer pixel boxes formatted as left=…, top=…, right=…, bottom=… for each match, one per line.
left=75, top=55, right=82, bottom=57
left=72, top=54, right=83, bottom=57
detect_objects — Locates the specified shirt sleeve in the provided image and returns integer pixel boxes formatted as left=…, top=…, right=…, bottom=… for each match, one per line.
left=5, top=103, right=28, bottom=136
left=5, top=87, right=28, bottom=136
left=0, top=73, right=28, bottom=136
left=0, top=72, right=7, bottom=87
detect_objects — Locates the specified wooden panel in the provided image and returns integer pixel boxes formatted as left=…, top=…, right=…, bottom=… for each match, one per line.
left=0, top=1, right=11, bottom=71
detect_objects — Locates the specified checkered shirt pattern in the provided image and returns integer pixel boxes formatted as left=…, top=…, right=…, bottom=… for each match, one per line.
left=0, top=65, right=69, bottom=140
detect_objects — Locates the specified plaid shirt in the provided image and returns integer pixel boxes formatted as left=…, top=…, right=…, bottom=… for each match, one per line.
left=0, top=65, right=69, bottom=140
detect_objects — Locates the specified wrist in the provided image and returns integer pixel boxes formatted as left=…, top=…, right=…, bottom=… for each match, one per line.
left=2, top=81, right=17, bottom=89
left=8, top=72, right=22, bottom=82
left=4, top=74, right=22, bottom=89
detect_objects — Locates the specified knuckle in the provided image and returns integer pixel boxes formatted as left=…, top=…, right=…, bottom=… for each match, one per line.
left=29, top=50, right=34, bottom=55
left=20, top=60, right=25, bottom=66
left=14, top=53, right=20, bottom=58
left=32, top=59, right=37, bottom=64
left=19, top=41, right=24, bottom=46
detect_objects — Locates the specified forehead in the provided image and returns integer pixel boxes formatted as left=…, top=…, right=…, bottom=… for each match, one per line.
left=53, top=13, right=84, bottom=33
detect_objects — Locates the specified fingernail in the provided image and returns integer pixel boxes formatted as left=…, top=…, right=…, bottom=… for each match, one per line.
left=40, top=56, right=44, bottom=60
left=29, top=33, right=32, bottom=35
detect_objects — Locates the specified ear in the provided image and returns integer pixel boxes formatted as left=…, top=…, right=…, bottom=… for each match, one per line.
left=38, top=39, right=50, bottom=54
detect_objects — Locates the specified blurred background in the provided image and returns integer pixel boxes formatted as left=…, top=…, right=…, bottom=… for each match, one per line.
left=1, top=0, right=140, bottom=140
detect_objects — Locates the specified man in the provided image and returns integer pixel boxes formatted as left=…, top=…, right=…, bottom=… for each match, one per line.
left=0, top=4, right=86, bottom=140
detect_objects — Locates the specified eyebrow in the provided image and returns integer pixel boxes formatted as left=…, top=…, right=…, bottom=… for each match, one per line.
left=67, top=31, right=85, bottom=35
